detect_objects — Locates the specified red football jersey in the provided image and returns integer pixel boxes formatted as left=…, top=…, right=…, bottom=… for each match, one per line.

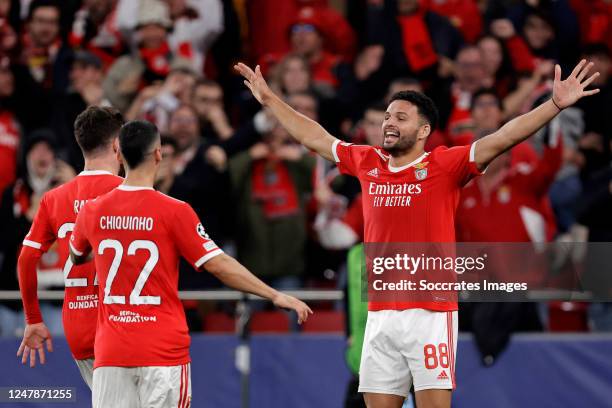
left=22, top=170, right=123, bottom=359
left=70, top=185, right=223, bottom=368
left=332, top=141, right=483, bottom=311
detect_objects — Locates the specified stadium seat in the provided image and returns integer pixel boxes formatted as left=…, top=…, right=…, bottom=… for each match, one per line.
left=548, top=302, right=588, bottom=332
left=250, top=311, right=290, bottom=333
left=302, top=310, right=345, bottom=333
left=202, top=312, right=235, bottom=333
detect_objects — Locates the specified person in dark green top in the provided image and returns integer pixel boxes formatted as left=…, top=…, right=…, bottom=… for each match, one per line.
left=229, top=121, right=314, bottom=286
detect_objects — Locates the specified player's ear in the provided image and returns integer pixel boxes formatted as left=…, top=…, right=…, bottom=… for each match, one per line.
left=154, top=147, right=162, bottom=164
left=112, top=138, right=119, bottom=154
left=418, top=124, right=431, bottom=140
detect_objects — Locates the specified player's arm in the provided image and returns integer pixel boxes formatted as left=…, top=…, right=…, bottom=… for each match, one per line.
left=173, top=203, right=313, bottom=323
left=69, top=207, right=93, bottom=266
left=17, top=198, right=54, bottom=367
left=234, top=63, right=338, bottom=162
left=203, top=254, right=313, bottom=324
left=474, top=60, right=600, bottom=170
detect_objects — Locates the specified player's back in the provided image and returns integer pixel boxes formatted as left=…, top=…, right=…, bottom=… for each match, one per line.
left=74, top=185, right=221, bottom=368
left=24, top=170, right=122, bottom=359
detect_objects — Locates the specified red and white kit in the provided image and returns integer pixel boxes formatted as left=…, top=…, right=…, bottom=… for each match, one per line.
left=333, top=141, right=482, bottom=394
left=20, top=170, right=122, bottom=386
left=71, top=185, right=223, bottom=407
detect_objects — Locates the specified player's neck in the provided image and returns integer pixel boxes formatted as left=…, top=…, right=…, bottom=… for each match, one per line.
left=83, top=156, right=119, bottom=175
left=388, top=148, right=426, bottom=168
left=123, top=167, right=156, bottom=188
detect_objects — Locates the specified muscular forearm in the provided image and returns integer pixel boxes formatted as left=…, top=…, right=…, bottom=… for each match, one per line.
left=205, top=254, right=279, bottom=301
left=18, top=247, right=43, bottom=324
left=475, top=99, right=559, bottom=169
left=262, top=92, right=337, bottom=161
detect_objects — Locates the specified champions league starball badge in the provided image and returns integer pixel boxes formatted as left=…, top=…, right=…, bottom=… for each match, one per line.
left=196, top=223, right=210, bottom=239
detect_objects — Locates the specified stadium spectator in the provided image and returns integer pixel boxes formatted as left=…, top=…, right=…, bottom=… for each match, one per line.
left=270, top=53, right=311, bottom=96
left=0, top=57, right=20, bottom=198
left=68, top=0, right=126, bottom=69
left=426, top=0, right=482, bottom=43
left=438, top=45, right=489, bottom=144
left=247, top=0, right=356, bottom=63
left=166, top=104, right=231, bottom=243
left=191, top=79, right=233, bottom=141
left=12, top=0, right=73, bottom=132
left=124, top=60, right=198, bottom=132
left=367, top=0, right=464, bottom=79
left=0, top=129, right=75, bottom=336
left=228, top=119, right=314, bottom=287
left=155, top=135, right=177, bottom=194
left=575, top=43, right=612, bottom=138
left=52, top=51, right=108, bottom=171
left=102, top=0, right=195, bottom=111
left=116, top=0, right=224, bottom=73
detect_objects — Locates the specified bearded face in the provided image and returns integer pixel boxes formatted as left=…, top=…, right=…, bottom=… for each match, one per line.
left=381, top=100, right=426, bottom=155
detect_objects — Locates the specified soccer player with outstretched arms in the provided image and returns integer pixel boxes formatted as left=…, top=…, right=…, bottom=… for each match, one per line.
left=235, top=60, right=599, bottom=408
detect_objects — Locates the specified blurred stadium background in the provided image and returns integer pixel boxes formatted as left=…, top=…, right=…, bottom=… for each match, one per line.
left=0, top=0, right=611, bottom=406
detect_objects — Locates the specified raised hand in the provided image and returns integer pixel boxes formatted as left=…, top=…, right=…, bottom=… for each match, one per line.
left=552, top=60, right=600, bottom=109
left=17, top=323, right=53, bottom=368
left=234, top=63, right=272, bottom=105
left=272, top=293, right=313, bottom=324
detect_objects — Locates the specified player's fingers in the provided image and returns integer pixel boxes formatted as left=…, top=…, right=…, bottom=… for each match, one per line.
left=243, top=80, right=254, bottom=94
left=554, top=64, right=561, bottom=83
left=582, top=72, right=600, bottom=88
left=17, top=341, right=25, bottom=357
left=583, top=88, right=600, bottom=96
left=234, top=63, right=254, bottom=79
left=577, top=61, right=593, bottom=82
left=38, top=346, right=45, bottom=365
left=46, top=337, right=53, bottom=353
left=255, top=65, right=263, bottom=79
left=239, top=63, right=256, bottom=80
left=29, top=348, right=36, bottom=368
left=21, top=345, right=29, bottom=364
left=570, top=59, right=586, bottom=78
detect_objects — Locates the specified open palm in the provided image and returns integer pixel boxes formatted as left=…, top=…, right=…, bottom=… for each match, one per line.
left=553, top=59, right=600, bottom=109
left=234, top=63, right=271, bottom=105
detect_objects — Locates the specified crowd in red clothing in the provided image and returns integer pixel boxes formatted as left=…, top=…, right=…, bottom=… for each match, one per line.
left=0, top=0, right=610, bottom=338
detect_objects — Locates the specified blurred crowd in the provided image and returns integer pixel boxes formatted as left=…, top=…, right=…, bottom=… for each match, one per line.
left=0, top=0, right=610, bottom=346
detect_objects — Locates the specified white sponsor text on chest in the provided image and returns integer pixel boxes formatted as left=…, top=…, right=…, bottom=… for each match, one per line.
left=368, top=182, right=422, bottom=207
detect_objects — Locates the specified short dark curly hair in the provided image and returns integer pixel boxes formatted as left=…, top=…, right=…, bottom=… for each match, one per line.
left=388, top=91, right=439, bottom=133
left=74, top=106, right=124, bottom=155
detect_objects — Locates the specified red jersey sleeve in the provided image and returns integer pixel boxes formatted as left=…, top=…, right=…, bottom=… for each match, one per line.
left=70, top=205, right=92, bottom=257
left=332, top=141, right=373, bottom=176
left=342, top=194, right=364, bottom=240
left=435, top=142, right=484, bottom=187
left=170, top=201, right=223, bottom=270
left=22, top=194, right=55, bottom=252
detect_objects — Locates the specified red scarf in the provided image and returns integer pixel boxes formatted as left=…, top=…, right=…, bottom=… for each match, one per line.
left=397, top=12, right=437, bottom=72
left=251, top=159, right=300, bottom=219
left=139, top=42, right=172, bottom=77
left=69, top=7, right=124, bottom=69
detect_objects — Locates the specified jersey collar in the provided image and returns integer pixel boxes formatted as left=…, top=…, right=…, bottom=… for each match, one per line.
left=388, top=152, right=429, bottom=173
left=79, top=170, right=114, bottom=176
left=117, top=185, right=154, bottom=191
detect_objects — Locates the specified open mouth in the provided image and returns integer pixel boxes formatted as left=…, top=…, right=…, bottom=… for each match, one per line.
left=383, top=130, right=400, bottom=144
